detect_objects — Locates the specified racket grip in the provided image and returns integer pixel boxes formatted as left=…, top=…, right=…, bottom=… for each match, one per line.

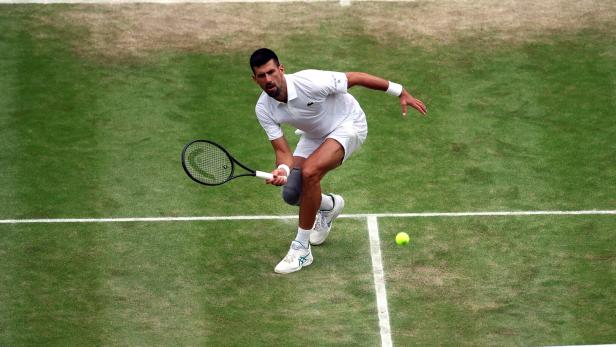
left=255, top=171, right=274, bottom=180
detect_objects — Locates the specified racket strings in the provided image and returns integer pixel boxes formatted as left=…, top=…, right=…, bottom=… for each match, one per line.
left=184, top=142, right=232, bottom=185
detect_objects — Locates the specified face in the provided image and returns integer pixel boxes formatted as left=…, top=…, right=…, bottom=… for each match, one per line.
left=252, top=59, right=285, bottom=99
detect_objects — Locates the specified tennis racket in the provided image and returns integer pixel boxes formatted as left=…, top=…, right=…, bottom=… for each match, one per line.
left=181, top=140, right=274, bottom=186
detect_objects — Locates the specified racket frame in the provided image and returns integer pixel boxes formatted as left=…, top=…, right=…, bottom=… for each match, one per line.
left=181, top=140, right=273, bottom=186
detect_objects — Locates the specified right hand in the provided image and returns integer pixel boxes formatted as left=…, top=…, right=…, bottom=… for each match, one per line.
left=266, top=168, right=288, bottom=186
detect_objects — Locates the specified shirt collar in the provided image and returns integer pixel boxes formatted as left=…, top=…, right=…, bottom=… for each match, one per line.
left=286, top=74, right=298, bottom=101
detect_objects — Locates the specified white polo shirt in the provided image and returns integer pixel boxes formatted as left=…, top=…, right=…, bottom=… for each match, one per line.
left=255, top=69, right=365, bottom=140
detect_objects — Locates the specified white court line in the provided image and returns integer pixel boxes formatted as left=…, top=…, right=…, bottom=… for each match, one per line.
left=0, top=215, right=297, bottom=224
left=367, top=215, right=393, bottom=347
left=1, top=210, right=614, bottom=224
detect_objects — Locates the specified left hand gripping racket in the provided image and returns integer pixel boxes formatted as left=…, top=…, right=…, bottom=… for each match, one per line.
left=181, top=140, right=274, bottom=186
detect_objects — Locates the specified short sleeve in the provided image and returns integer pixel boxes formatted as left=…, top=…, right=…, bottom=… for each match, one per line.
left=255, top=102, right=283, bottom=141
left=329, top=71, right=348, bottom=94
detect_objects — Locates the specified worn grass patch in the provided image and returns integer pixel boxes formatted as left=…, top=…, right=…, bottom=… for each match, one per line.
left=34, top=0, right=616, bottom=60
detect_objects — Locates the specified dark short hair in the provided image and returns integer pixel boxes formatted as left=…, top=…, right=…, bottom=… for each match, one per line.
left=250, top=48, right=280, bottom=73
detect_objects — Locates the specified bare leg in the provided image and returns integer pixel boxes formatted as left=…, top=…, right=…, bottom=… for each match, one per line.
left=273, top=140, right=345, bottom=274
left=297, top=139, right=345, bottom=230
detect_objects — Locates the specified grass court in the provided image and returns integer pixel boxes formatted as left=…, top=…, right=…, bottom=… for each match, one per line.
left=1, top=1, right=615, bottom=345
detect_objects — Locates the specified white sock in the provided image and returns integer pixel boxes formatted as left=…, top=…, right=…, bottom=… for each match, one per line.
left=295, top=227, right=312, bottom=247
left=319, top=194, right=334, bottom=211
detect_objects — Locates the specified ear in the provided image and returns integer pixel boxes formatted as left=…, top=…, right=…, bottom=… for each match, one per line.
left=279, top=64, right=285, bottom=74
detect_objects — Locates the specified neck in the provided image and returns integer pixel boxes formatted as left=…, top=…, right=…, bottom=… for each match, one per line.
left=276, top=76, right=288, bottom=103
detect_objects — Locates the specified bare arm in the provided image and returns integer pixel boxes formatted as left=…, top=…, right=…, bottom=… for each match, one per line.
left=346, top=72, right=390, bottom=91
left=345, top=72, right=427, bottom=117
left=266, top=137, right=293, bottom=186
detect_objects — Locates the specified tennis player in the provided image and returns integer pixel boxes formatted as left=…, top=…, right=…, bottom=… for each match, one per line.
left=250, top=48, right=427, bottom=274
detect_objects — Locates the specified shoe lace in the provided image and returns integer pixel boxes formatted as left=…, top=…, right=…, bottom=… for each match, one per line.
left=284, top=242, right=304, bottom=262
left=314, top=212, right=328, bottom=232
left=283, top=253, right=296, bottom=262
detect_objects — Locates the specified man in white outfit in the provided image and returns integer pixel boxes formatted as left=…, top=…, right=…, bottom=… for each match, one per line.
left=250, top=48, right=427, bottom=274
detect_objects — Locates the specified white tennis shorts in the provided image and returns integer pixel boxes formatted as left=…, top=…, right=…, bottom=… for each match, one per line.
left=293, top=114, right=368, bottom=162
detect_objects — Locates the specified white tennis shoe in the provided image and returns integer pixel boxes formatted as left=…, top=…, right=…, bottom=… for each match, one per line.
left=274, top=240, right=313, bottom=274
left=310, top=194, right=345, bottom=245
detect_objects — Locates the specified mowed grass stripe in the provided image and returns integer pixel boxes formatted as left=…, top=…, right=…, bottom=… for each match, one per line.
left=0, top=9, right=109, bottom=345
left=0, top=219, right=380, bottom=346
left=0, top=225, right=107, bottom=345
left=0, top=9, right=20, bottom=212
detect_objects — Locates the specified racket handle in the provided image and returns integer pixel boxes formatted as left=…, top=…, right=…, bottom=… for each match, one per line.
left=255, top=171, right=274, bottom=180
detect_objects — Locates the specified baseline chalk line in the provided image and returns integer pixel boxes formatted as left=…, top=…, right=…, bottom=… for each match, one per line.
left=1, top=210, right=614, bottom=224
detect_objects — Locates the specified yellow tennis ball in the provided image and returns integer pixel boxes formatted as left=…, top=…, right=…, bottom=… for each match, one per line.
left=395, top=232, right=410, bottom=245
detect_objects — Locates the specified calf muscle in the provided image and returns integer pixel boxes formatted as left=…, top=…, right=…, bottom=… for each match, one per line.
left=298, top=139, right=345, bottom=229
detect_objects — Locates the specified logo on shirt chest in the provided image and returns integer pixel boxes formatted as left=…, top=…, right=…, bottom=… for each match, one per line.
left=307, top=101, right=315, bottom=107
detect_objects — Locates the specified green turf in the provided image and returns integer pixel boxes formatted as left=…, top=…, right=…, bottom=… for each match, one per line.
left=0, top=219, right=377, bottom=346
left=1, top=8, right=614, bottom=219
left=380, top=216, right=616, bottom=346
left=0, top=3, right=615, bottom=346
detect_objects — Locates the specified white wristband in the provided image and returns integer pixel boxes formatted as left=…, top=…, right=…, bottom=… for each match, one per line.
left=277, top=164, right=290, bottom=177
left=386, top=81, right=403, bottom=97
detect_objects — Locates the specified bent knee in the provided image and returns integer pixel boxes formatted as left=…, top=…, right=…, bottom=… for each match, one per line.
left=301, top=164, right=324, bottom=183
